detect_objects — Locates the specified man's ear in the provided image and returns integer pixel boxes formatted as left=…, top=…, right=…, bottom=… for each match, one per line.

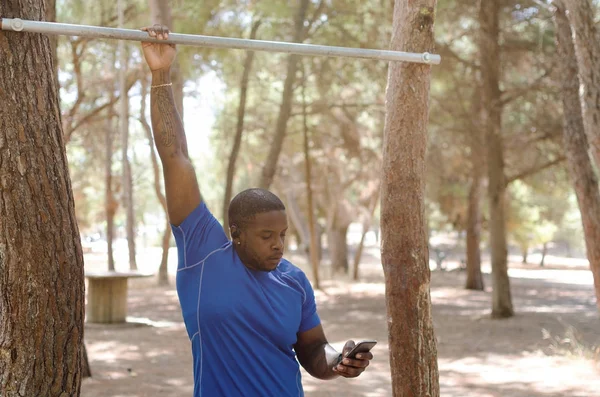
left=230, top=224, right=240, bottom=239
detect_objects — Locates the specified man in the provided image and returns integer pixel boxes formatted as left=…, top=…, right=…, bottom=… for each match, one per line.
left=141, top=24, right=373, bottom=396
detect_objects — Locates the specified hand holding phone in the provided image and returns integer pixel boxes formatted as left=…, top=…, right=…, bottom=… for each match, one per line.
left=334, top=339, right=377, bottom=373
left=344, top=340, right=377, bottom=359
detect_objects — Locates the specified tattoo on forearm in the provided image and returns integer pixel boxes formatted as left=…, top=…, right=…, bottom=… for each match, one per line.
left=155, top=88, right=175, bottom=147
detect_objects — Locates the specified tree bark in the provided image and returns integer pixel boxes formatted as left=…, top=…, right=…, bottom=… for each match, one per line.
left=0, top=2, right=85, bottom=394
left=258, top=0, right=309, bottom=189
left=479, top=0, right=513, bottom=318
left=465, top=87, right=485, bottom=290
left=46, top=1, right=91, bottom=376
left=328, top=224, right=349, bottom=275
left=563, top=0, right=600, bottom=168
left=45, top=0, right=58, bottom=87
left=119, top=0, right=137, bottom=270
left=465, top=170, right=485, bottom=289
left=381, top=1, right=440, bottom=396
left=554, top=1, right=600, bottom=311
left=223, top=19, right=262, bottom=233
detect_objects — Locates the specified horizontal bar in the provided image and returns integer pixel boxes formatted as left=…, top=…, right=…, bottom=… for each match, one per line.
left=0, top=18, right=441, bottom=65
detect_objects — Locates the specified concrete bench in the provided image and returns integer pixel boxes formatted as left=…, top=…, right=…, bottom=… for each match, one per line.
left=85, top=271, right=153, bottom=324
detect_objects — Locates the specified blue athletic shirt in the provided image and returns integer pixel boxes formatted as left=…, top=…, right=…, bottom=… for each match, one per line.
left=171, top=202, right=321, bottom=397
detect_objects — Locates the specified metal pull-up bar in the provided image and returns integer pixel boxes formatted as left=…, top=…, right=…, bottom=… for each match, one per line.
left=0, top=18, right=441, bottom=65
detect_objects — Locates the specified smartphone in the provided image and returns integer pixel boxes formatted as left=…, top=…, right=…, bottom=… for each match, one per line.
left=335, top=340, right=377, bottom=365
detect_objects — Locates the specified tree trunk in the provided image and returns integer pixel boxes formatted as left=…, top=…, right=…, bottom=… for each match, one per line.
left=46, top=2, right=92, bottom=376
left=285, top=188, right=310, bottom=252
left=0, top=2, right=85, bottom=394
left=328, top=224, right=349, bottom=275
left=353, top=189, right=379, bottom=281
left=149, top=0, right=184, bottom=116
left=302, top=68, right=320, bottom=289
left=45, top=0, right=58, bottom=87
left=521, top=247, right=528, bottom=264
left=381, top=2, right=440, bottom=395
left=223, top=19, right=262, bottom=232
left=555, top=1, right=600, bottom=310
left=539, top=242, right=547, bottom=267
left=105, top=118, right=117, bottom=271
left=258, top=0, right=309, bottom=189
left=465, top=88, right=485, bottom=290
left=465, top=172, right=485, bottom=289
left=119, top=0, right=137, bottom=270
left=563, top=0, right=600, bottom=168
left=479, top=0, right=513, bottom=318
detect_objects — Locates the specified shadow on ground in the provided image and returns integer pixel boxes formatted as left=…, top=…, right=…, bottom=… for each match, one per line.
left=81, top=249, right=600, bottom=396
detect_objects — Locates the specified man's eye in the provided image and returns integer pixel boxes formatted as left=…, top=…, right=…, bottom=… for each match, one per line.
left=280, top=234, right=286, bottom=238
left=262, top=236, right=271, bottom=240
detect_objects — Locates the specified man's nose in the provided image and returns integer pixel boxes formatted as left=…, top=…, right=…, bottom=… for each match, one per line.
left=273, top=237, right=284, bottom=251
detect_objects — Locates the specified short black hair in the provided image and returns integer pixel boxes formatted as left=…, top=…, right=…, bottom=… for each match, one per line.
left=228, top=188, right=286, bottom=229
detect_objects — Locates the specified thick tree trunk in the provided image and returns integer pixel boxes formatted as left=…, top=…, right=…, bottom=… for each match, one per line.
left=105, top=118, right=117, bottom=271
left=479, top=0, right=513, bottom=318
left=119, top=0, right=137, bottom=270
left=0, top=2, right=85, bottom=394
left=563, top=0, right=600, bottom=168
left=223, top=20, right=262, bottom=232
left=258, top=0, right=309, bottom=189
left=140, top=78, right=170, bottom=285
left=521, top=248, right=528, bottom=264
left=555, top=1, right=600, bottom=311
left=381, top=2, right=439, bottom=396
left=47, top=1, right=91, bottom=376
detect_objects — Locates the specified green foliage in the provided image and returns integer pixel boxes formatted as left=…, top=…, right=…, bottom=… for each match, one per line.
left=507, top=181, right=559, bottom=253
left=55, top=0, right=589, bottom=260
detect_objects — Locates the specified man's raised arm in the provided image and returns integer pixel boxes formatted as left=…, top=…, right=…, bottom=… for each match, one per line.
left=141, top=25, right=201, bottom=226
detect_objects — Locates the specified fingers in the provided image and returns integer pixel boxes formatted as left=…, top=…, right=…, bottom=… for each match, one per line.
left=334, top=362, right=368, bottom=378
left=140, top=24, right=170, bottom=40
left=342, top=340, right=355, bottom=357
left=355, top=352, right=373, bottom=361
left=340, top=357, right=370, bottom=368
left=333, top=342, right=373, bottom=378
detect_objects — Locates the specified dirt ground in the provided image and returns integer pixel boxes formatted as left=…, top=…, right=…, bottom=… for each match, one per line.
left=81, top=247, right=600, bottom=397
